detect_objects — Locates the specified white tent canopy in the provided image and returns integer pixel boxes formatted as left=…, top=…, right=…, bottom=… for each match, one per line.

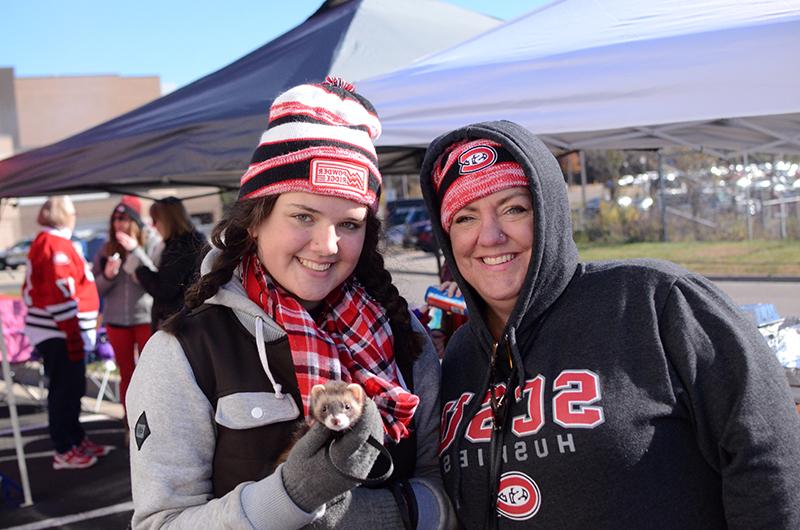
left=361, top=0, right=800, bottom=160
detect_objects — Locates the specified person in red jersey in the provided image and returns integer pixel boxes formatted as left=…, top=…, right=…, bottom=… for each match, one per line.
left=23, top=196, right=112, bottom=470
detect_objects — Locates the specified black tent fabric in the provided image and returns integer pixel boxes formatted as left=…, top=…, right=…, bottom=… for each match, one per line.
left=0, top=0, right=497, bottom=198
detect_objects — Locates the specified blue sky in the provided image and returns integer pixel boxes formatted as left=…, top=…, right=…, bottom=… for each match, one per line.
left=0, top=1, right=543, bottom=93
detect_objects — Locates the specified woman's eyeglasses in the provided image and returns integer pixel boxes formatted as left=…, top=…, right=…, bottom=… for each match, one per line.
left=112, top=215, right=129, bottom=222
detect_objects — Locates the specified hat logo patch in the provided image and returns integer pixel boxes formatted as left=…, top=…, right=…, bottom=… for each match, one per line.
left=458, top=145, right=497, bottom=174
left=496, top=471, right=541, bottom=521
left=310, top=159, right=368, bottom=194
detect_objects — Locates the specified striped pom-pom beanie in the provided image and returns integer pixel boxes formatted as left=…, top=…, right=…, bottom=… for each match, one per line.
left=238, top=76, right=382, bottom=208
left=432, top=138, right=528, bottom=232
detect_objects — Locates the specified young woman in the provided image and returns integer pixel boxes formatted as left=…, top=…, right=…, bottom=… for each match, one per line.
left=93, top=198, right=157, bottom=420
left=126, top=78, right=453, bottom=529
left=22, top=196, right=110, bottom=469
left=419, top=121, right=800, bottom=529
left=130, top=196, right=206, bottom=330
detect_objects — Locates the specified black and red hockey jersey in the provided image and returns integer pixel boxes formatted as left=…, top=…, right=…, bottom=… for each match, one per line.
left=22, top=228, right=99, bottom=352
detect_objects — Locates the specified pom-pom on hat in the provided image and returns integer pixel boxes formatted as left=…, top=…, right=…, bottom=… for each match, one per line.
left=432, top=138, right=528, bottom=232
left=238, top=76, right=382, bottom=208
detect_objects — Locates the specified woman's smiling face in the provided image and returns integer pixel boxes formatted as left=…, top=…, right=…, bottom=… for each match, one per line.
left=448, top=187, right=534, bottom=329
left=250, top=192, right=368, bottom=308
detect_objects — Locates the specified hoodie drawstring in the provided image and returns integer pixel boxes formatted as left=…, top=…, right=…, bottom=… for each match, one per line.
left=508, top=327, right=526, bottom=394
left=255, top=316, right=284, bottom=399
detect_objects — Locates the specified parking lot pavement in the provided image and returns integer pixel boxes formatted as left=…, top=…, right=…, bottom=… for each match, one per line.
left=0, top=384, right=131, bottom=528
left=383, top=249, right=800, bottom=317
left=0, top=268, right=25, bottom=295
left=383, top=249, right=440, bottom=308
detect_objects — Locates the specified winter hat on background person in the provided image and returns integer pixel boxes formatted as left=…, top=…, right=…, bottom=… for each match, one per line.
left=238, top=76, right=382, bottom=208
left=431, top=138, right=528, bottom=232
left=112, top=200, right=144, bottom=229
left=120, top=195, right=142, bottom=216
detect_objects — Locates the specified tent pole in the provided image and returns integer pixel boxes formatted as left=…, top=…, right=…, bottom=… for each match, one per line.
left=0, top=318, right=34, bottom=506
left=579, top=151, right=587, bottom=230
left=743, top=153, right=753, bottom=240
left=658, top=152, right=667, bottom=242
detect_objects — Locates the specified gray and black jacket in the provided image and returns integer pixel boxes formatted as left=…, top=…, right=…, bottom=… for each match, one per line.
left=127, top=248, right=452, bottom=529
left=421, top=121, right=800, bottom=529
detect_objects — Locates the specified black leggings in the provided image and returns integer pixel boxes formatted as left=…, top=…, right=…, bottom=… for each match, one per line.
left=38, top=338, right=86, bottom=453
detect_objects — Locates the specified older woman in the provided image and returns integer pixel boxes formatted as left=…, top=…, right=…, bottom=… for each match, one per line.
left=420, top=121, right=800, bottom=529
left=22, top=196, right=110, bottom=469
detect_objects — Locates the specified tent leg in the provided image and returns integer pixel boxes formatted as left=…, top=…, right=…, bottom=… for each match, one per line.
left=658, top=152, right=667, bottom=242
left=579, top=151, right=588, bottom=230
left=0, top=320, right=34, bottom=507
left=743, top=153, right=753, bottom=240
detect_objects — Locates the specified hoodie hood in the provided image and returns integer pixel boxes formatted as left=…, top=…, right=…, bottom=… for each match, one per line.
left=199, top=246, right=286, bottom=343
left=420, top=120, right=579, bottom=354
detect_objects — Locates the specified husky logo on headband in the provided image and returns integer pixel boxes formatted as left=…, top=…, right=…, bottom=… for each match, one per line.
left=458, top=145, right=498, bottom=174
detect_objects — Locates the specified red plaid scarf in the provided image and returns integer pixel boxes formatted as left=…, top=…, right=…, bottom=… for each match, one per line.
left=242, top=254, right=419, bottom=442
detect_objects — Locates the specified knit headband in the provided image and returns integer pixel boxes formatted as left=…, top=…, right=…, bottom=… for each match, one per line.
left=238, top=76, right=382, bottom=208
left=432, top=138, right=528, bottom=232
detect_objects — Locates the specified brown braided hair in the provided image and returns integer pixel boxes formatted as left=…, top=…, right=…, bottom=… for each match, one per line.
left=163, top=196, right=422, bottom=363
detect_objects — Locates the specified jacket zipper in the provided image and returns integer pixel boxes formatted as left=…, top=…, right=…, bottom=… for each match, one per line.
left=486, top=339, right=513, bottom=529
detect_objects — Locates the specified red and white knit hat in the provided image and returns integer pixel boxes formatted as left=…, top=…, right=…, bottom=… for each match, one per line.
left=238, top=76, right=382, bottom=208
left=432, top=138, right=528, bottom=232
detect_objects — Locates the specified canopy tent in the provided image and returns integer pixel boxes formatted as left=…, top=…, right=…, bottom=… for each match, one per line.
left=365, top=0, right=800, bottom=175
left=0, top=0, right=497, bottom=198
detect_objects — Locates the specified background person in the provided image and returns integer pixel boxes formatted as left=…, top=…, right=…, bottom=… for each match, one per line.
left=93, top=198, right=157, bottom=423
left=126, top=78, right=452, bottom=529
left=419, top=121, right=800, bottom=529
left=22, top=196, right=111, bottom=470
left=130, top=196, right=206, bottom=330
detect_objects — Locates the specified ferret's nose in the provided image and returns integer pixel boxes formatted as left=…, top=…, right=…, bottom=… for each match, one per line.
left=331, top=418, right=340, bottom=426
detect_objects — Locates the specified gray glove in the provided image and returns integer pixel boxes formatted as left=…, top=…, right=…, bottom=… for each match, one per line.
left=303, top=477, right=455, bottom=529
left=305, top=488, right=404, bottom=529
left=283, top=397, right=384, bottom=512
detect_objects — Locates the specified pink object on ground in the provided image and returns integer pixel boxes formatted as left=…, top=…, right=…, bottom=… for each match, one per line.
left=0, top=296, right=33, bottom=363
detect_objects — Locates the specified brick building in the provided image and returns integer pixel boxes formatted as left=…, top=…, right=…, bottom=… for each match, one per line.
left=0, top=68, right=221, bottom=249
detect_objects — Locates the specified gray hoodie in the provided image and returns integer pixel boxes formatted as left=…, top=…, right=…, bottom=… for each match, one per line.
left=127, top=249, right=453, bottom=529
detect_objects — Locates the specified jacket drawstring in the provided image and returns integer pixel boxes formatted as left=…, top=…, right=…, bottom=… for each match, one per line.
left=254, top=316, right=284, bottom=399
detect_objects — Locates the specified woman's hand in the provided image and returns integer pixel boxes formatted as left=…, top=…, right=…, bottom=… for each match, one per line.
left=116, top=231, right=138, bottom=251
left=440, top=280, right=461, bottom=298
left=104, top=253, right=121, bottom=279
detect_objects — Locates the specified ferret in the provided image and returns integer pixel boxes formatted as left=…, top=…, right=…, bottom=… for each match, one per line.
left=309, top=380, right=365, bottom=431
left=274, top=381, right=365, bottom=468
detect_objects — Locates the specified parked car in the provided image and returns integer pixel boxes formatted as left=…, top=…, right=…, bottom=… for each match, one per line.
left=414, top=220, right=438, bottom=253
left=0, top=238, right=32, bottom=270
left=384, top=206, right=430, bottom=248
left=385, top=198, right=426, bottom=228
